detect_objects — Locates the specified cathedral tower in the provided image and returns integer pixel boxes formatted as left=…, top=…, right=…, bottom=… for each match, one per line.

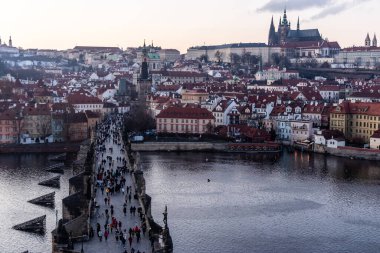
left=365, top=33, right=371, bottom=47
left=278, top=9, right=290, bottom=45
left=140, top=40, right=149, bottom=80
left=268, top=16, right=277, bottom=46
left=373, top=34, right=377, bottom=47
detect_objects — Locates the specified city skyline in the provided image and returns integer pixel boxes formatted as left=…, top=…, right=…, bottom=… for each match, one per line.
left=0, top=0, right=378, bottom=53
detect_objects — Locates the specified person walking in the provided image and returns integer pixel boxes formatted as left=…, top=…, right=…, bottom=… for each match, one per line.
left=128, top=236, right=133, bottom=248
left=98, top=230, right=103, bottom=241
left=104, top=229, right=109, bottom=241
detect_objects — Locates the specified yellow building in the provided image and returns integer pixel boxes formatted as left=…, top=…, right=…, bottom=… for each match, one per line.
left=330, top=101, right=380, bottom=143
left=181, top=89, right=209, bottom=104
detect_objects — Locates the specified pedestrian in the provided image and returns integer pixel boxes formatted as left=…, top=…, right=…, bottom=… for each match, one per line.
left=129, top=228, right=133, bottom=237
left=136, top=231, right=140, bottom=243
left=119, top=221, right=122, bottom=230
left=123, top=206, right=127, bottom=216
left=121, top=235, right=126, bottom=247
left=104, top=229, right=109, bottom=241
left=128, top=236, right=133, bottom=247
left=115, top=229, right=119, bottom=242
left=98, top=230, right=103, bottom=241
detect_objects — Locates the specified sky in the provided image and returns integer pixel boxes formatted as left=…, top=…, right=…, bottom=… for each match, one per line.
left=0, top=0, right=378, bottom=53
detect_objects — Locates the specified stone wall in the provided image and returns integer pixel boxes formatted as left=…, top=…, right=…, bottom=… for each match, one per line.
left=131, top=142, right=227, bottom=152
left=313, top=144, right=327, bottom=154
left=327, top=146, right=380, bottom=160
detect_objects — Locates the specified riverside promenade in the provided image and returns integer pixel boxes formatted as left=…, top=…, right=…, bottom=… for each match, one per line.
left=82, top=120, right=151, bottom=253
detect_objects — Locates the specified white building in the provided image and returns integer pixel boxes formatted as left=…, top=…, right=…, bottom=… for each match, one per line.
left=159, top=49, right=181, bottom=63
left=370, top=130, right=380, bottom=149
left=212, top=100, right=237, bottom=126
left=255, top=67, right=299, bottom=81
left=186, top=43, right=281, bottom=65
left=319, top=85, right=340, bottom=102
left=334, top=47, right=380, bottom=69
left=326, top=138, right=346, bottom=148
left=291, top=121, right=313, bottom=143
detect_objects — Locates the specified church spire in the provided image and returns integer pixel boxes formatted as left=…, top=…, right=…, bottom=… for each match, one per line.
left=282, top=8, right=288, bottom=25
left=373, top=34, right=377, bottom=47
left=268, top=16, right=276, bottom=46
left=297, top=17, right=300, bottom=30
left=365, top=33, right=371, bottom=47
left=142, top=39, right=147, bottom=56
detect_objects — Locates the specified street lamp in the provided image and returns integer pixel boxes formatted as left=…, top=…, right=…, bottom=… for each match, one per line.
left=81, top=233, right=84, bottom=253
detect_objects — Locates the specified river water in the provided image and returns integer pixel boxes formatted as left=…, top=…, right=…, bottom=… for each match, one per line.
left=0, top=154, right=71, bottom=253
left=1, top=151, right=380, bottom=253
left=141, top=151, right=380, bottom=253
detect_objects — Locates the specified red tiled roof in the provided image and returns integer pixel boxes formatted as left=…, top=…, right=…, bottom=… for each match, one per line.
left=67, top=94, right=102, bottom=104
left=156, top=106, right=215, bottom=120
left=319, top=85, right=340, bottom=91
left=331, top=101, right=380, bottom=116
left=342, top=46, right=380, bottom=52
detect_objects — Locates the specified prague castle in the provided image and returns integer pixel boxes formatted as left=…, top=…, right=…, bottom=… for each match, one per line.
left=268, top=9, right=322, bottom=46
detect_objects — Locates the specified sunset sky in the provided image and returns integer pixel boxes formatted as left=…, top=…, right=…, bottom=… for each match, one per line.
left=0, top=0, right=378, bottom=53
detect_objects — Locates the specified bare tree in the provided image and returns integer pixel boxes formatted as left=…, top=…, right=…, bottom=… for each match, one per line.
left=214, top=50, right=223, bottom=63
left=229, top=53, right=241, bottom=65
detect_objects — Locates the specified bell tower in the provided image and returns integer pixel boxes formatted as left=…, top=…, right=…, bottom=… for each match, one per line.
left=365, top=33, right=371, bottom=47
left=373, top=34, right=377, bottom=47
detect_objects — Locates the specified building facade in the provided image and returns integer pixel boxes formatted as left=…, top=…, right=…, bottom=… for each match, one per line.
left=156, top=107, right=215, bottom=134
left=330, top=101, right=380, bottom=143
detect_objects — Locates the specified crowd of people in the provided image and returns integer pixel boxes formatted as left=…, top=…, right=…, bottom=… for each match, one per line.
left=88, top=114, right=150, bottom=253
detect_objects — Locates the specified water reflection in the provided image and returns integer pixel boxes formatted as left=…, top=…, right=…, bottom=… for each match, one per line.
left=141, top=151, right=380, bottom=253
left=0, top=154, right=71, bottom=253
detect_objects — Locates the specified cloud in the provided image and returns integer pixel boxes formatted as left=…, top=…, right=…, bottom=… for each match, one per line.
left=258, top=0, right=375, bottom=21
left=311, top=2, right=348, bottom=19
left=258, top=0, right=332, bottom=12
left=311, top=0, right=373, bottom=20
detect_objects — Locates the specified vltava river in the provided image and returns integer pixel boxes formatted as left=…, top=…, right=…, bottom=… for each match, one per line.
left=0, top=154, right=71, bottom=253
left=141, top=151, right=380, bottom=253
left=1, top=151, right=380, bottom=252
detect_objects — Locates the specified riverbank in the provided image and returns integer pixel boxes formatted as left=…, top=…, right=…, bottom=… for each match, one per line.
left=313, top=144, right=380, bottom=161
left=0, top=142, right=80, bottom=153
left=131, top=142, right=281, bottom=153
left=133, top=141, right=380, bottom=161
left=327, top=146, right=380, bottom=160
